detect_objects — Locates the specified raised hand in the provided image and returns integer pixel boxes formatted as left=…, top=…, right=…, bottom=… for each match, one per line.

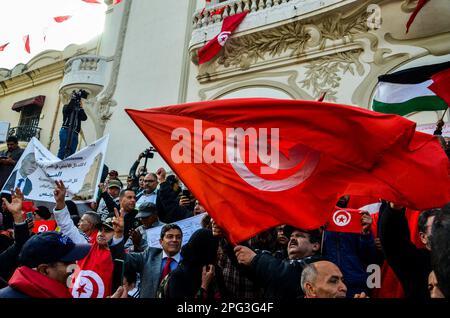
left=112, top=207, right=125, bottom=238
left=130, top=229, right=142, bottom=249
left=360, top=211, right=372, bottom=234
left=156, top=167, right=166, bottom=183
left=234, top=245, right=257, bottom=266
left=2, top=188, right=25, bottom=223
left=54, top=180, right=67, bottom=210
left=201, top=265, right=215, bottom=290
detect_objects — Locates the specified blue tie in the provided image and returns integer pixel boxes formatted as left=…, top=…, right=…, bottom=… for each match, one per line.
left=17, top=178, right=25, bottom=189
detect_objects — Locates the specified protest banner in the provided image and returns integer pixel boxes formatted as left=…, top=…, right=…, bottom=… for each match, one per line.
left=145, top=213, right=206, bottom=248
left=1, top=135, right=109, bottom=203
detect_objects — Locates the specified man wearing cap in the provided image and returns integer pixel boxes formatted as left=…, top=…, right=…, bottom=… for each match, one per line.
left=0, top=231, right=90, bottom=298
left=96, top=179, right=122, bottom=222
left=234, top=225, right=322, bottom=298
left=125, top=202, right=165, bottom=252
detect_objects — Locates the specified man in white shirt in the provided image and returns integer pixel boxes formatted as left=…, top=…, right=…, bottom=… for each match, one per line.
left=135, top=173, right=158, bottom=208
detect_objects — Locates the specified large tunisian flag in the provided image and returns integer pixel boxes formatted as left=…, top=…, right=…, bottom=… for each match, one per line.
left=126, top=99, right=450, bottom=243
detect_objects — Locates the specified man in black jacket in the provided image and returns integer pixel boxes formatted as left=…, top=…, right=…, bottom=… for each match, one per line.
left=234, top=225, right=322, bottom=298
left=378, top=201, right=438, bottom=298
left=57, top=96, right=88, bottom=159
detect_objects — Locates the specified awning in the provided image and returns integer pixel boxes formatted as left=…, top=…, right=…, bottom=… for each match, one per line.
left=12, top=95, right=46, bottom=112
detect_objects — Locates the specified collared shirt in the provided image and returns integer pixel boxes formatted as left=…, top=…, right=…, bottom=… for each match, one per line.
left=14, top=170, right=27, bottom=193
left=136, top=190, right=157, bottom=208
left=160, top=251, right=181, bottom=273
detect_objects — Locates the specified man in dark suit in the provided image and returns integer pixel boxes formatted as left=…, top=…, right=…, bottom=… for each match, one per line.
left=3, top=152, right=37, bottom=196
left=110, top=213, right=182, bottom=298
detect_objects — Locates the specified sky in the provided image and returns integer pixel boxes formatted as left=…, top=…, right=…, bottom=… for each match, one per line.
left=0, top=0, right=107, bottom=70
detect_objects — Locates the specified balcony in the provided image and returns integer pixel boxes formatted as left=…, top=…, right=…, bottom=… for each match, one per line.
left=59, top=55, right=108, bottom=100
left=8, top=126, right=42, bottom=143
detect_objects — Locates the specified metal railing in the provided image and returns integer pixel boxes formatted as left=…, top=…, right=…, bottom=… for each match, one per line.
left=8, top=126, right=41, bottom=142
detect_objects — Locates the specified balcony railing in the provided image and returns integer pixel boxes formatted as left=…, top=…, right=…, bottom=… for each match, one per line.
left=190, top=0, right=349, bottom=48
left=8, top=126, right=41, bottom=142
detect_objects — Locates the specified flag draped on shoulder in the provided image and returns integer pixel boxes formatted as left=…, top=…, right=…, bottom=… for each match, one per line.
left=126, top=99, right=450, bottom=243
left=372, top=61, right=450, bottom=116
left=198, top=11, right=248, bottom=65
left=71, top=242, right=113, bottom=298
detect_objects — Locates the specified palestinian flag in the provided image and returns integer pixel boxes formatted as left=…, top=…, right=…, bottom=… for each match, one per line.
left=373, top=61, right=450, bottom=116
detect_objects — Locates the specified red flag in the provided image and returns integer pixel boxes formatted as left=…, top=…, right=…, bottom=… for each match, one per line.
left=126, top=98, right=450, bottom=243
left=23, top=35, right=30, bottom=54
left=428, top=67, right=450, bottom=107
left=113, top=0, right=122, bottom=4
left=198, top=11, right=248, bottom=64
left=32, top=220, right=57, bottom=234
left=0, top=42, right=9, bottom=52
left=53, top=15, right=72, bottom=23
left=406, top=0, right=430, bottom=33
left=82, top=0, right=102, bottom=4
left=71, top=242, right=113, bottom=298
left=210, top=7, right=226, bottom=17
left=325, top=208, right=363, bottom=234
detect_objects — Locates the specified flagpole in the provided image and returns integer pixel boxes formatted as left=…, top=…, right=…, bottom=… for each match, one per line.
left=440, top=108, right=448, bottom=121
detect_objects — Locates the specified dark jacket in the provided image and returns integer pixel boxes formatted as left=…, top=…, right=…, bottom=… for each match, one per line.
left=156, top=182, right=192, bottom=223
left=61, top=100, right=87, bottom=134
left=0, top=222, right=30, bottom=284
left=378, top=202, right=431, bottom=298
left=166, top=229, right=226, bottom=299
left=0, top=286, right=29, bottom=298
left=323, top=231, right=377, bottom=297
left=110, top=238, right=164, bottom=298
left=250, top=252, right=321, bottom=298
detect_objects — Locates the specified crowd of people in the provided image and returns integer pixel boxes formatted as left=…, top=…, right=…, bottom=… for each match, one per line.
left=0, top=141, right=449, bottom=299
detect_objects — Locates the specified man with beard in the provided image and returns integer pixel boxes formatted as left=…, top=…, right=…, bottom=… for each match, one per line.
left=234, top=225, right=322, bottom=298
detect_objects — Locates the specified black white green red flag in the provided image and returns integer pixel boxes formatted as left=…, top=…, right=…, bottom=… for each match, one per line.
left=372, top=61, right=450, bottom=116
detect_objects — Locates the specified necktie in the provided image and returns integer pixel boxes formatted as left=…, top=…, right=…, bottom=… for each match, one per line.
left=17, top=178, right=25, bottom=189
left=160, top=257, right=173, bottom=283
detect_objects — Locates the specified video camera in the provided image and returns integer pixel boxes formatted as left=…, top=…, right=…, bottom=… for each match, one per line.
left=142, top=147, right=157, bottom=159
left=70, top=89, right=89, bottom=104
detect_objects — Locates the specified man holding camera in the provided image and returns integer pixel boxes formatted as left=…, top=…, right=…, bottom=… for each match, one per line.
left=56, top=91, right=88, bottom=159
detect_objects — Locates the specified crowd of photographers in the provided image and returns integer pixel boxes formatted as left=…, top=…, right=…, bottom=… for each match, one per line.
left=0, top=147, right=449, bottom=299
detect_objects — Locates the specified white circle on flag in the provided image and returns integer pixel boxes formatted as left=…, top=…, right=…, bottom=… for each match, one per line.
left=71, top=270, right=105, bottom=298
left=37, top=224, right=49, bottom=232
left=218, top=31, right=231, bottom=46
left=226, top=136, right=320, bottom=192
left=332, top=210, right=351, bottom=227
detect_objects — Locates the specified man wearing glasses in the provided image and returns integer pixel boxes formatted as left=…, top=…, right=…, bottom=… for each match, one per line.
left=135, top=173, right=158, bottom=209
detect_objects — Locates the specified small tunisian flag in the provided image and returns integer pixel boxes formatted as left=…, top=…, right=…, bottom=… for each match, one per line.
left=325, top=208, right=363, bottom=234
left=126, top=99, right=450, bottom=243
left=32, top=220, right=57, bottom=234
left=53, top=15, right=72, bottom=23
left=71, top=242, right=113, bottom=298
left=23, top=35, right=30, bottom=54
left=0, top=42, right=9, bottom=52
left=198, top=11, right=248, bottom=64
left=429, top=68, right=450, bottom=107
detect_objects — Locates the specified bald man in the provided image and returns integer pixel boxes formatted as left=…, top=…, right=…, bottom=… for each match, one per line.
left=301, top=260, right=348, bottom=298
